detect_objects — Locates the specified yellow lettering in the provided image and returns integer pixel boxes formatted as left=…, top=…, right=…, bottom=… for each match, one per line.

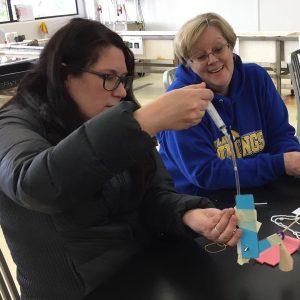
left=234, top=139, right=243, bottom=158
left=221, top=136, right=227, bottom=146
left=215, top=130, right=265, bottom=159
left=217, top=146, right=226, bottom=159
left=257, top=131, right=265, bottom=151
left=242, top=135, right=252, bottom=156
left=224, top=143, right=232, bottom=159
left=250, top=133, right=259, bottom=153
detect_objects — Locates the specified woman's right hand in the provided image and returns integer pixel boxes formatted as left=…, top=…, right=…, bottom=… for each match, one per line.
left=182, top=207, right=242, bottom=247
left=133, top=82, right=213, bottom=136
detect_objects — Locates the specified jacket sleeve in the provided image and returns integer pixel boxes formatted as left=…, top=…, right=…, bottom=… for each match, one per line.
left=0, top=101, right=154, bottom=213
left=159, top=69, right=300, bottom=190
left=140, top=152, right=214, bottom=237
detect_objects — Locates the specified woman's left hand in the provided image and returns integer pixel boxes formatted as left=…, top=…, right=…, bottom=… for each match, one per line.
left=182, top=207, right=242, bottom=246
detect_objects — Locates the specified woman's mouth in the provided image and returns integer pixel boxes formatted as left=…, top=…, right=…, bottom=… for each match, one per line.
left=208, top=65, right=224, bottom=73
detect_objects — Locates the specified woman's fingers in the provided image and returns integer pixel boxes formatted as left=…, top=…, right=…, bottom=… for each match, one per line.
left=212, top=208, right=241, bottom=246
left=225, top=228, right=243, bottom=247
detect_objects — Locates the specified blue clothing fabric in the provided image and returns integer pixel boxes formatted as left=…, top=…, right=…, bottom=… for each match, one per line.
left=157, top=55, right=300, bottom=196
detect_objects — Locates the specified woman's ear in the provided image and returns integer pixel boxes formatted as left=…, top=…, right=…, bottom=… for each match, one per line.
left=61, top=63, right=70, bottom=87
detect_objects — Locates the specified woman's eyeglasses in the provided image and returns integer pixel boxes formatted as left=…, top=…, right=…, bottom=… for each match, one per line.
left=191, top=43, right=230, bottom=64
left=81, top=69, right=133, bottom=91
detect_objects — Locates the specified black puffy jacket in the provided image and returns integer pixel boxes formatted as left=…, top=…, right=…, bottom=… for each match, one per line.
left=0, top=100, right=213, bottom=299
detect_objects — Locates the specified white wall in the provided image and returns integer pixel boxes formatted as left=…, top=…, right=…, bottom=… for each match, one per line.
left=259, top=0, right=300, bottom=32
left=3, top=0, right=300, bottom=40
left=141, top=0, right=259, bottom=32
left=140, top=0, right=300, bottom=33
left=0, top=0, right=86, bottom=40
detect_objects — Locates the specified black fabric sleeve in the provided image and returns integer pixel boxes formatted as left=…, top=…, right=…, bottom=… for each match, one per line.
left=0, top=102, right=155, bottom=212
left=140, top=152, right=214, bottom=238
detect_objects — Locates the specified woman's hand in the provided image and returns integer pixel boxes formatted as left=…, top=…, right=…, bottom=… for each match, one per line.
left=133, top=82, right=213, bottom=136
left=284, top=151, right=300, bottom=176
left=182, top=207, right=242, bottom=247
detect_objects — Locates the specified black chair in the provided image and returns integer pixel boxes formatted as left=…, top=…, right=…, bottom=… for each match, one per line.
left=288, top=49, right=300, bottom=135
left=0, top=249, right=20, bottom=300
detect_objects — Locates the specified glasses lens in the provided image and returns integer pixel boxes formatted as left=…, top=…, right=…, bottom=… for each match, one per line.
left=102, top=74, right=133, bottom=91
left=213, top=44, right=228, bottom=56
left=192, top=43, right=229, bottom=64
left=103, top=74, right=120, bottom=91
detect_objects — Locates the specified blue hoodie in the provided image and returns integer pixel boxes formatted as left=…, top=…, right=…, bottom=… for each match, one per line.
left=157, top=55, right=300, bottom=196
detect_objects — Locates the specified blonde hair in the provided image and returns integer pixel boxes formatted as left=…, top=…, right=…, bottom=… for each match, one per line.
left=174, top=12, right=237, bottom=64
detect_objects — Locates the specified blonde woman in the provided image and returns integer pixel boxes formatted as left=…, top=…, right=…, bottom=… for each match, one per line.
left=158, top=12, right=300, bottom=201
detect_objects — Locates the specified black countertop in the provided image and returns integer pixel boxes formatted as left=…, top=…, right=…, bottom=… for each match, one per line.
left=86, top=176, right=300, bottom=300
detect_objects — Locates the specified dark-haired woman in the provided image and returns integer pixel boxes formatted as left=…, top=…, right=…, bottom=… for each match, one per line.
left=0, top=18, right=241, bottom=299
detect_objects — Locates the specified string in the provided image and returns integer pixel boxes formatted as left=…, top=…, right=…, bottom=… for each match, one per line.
left=282, top=215, right=300, bottom=232
left=270, top=214, right=300, bottom=239
left=204, top=242, right=227, bottom=253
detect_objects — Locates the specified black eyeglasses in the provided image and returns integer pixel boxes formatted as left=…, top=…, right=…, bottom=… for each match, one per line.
left=191, top=43, right=230, bottom=64
left=81, top=69, right=133, bottom=91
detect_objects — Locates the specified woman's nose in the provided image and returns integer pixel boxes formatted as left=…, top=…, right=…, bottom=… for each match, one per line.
left=207, top=52, right=218, bottom=64
left=112, top=82, right=127, bottom=98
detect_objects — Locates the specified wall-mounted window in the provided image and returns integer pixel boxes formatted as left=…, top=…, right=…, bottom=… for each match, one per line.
left=0, top=0, right=10, bottom=22
left=0, top=0, right=78, bottom=23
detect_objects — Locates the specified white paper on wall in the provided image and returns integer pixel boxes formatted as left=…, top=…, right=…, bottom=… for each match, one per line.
left=14, top=4, right=35, bottom=22
left=122, top=36, right=143, bottom=55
